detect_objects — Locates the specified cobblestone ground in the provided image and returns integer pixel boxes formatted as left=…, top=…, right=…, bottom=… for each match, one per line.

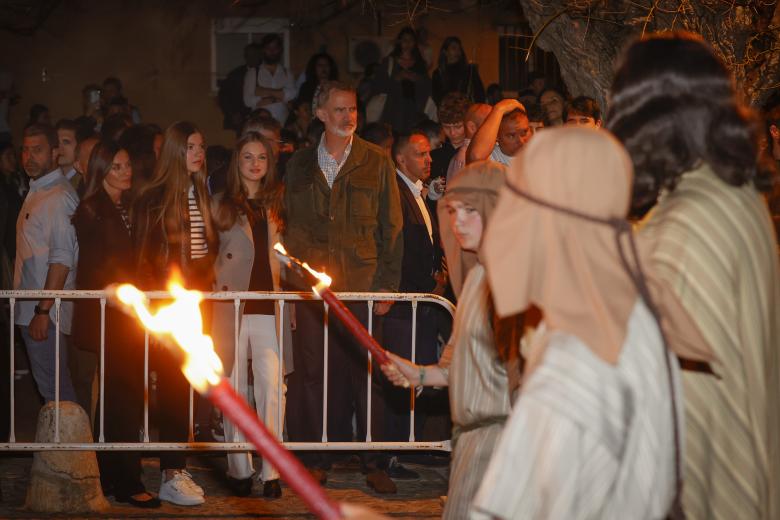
left=0, top=454, right=448, bottom=519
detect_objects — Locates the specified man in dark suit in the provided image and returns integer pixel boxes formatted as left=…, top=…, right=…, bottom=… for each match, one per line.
left=382, top=132, right=445, bottom=475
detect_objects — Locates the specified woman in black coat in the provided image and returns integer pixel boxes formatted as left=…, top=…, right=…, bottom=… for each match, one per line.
left=431, top=36, right=485, bottom=105
left=72, top=140, right=160, bottom=508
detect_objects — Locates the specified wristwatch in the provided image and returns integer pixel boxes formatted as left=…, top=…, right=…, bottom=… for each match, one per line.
left=33, top=305, right=50, bottom=315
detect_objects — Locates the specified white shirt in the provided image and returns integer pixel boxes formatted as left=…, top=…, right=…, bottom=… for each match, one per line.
left=243, top=64, right=297, bottom=125
left=14, top=169, right=79, bottom=334
left=317, top=134, right=353, bottom=188
left=489, top=143, right=512, bottom=166
left=60, top=166, right=77, bottom=182
left=471, top=300, right=681, bottom=520
left=397, top=169, right=433, bottom=243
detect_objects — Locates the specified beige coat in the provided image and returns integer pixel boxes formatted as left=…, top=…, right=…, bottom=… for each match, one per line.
left=211, top=211, right=293, bottom=376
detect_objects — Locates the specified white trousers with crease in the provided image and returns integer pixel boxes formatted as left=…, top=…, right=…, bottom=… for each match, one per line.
left=225, top=314, right=285, bottom=481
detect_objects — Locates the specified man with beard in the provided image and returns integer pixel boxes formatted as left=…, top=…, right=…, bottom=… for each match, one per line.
left=15, top=124, right=78, bottom=404
left=243, top=33, right=297, bottom=125
left=283, top=81, right=403, bottom=493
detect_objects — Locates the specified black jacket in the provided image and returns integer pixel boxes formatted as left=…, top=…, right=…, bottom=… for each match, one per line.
left=387, top=173, right=443, bottom=318
left=132, top=184, right=217, bottom=291
left=71, top=188, right=137, bottom=352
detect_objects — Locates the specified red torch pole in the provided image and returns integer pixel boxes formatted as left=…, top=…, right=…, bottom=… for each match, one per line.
left=209, top=379, right=342, bottom=520
left=274, top=245, right=393, bottom=367
left=318, top=288, right=390, bottom=366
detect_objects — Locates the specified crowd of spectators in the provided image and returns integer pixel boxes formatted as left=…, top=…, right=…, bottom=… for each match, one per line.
left=0, top=25, right=778, bottom=511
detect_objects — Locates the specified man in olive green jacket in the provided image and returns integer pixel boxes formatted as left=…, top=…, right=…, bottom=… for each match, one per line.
left=283, top=81, right=403, bottom=493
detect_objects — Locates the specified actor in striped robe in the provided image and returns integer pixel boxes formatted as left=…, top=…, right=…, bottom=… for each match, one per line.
left=608, top=33, right=780, bottom=520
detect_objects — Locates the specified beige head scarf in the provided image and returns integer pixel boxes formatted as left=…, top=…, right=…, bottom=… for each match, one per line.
left=481, top=127, right=714, bottom=372
left=437, top=161, right=506, bottom=298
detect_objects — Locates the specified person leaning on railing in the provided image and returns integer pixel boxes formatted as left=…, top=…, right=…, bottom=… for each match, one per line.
left=71, top=139, right=161, bottom=509
left=210, top=130, right=292, bottom=499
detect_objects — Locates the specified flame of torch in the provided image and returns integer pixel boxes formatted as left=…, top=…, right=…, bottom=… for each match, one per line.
left=116, top=281, right=223, bottom=393
left=273, top=242, right=398, bottom=371
left=114, top=278, right=341, bottom=520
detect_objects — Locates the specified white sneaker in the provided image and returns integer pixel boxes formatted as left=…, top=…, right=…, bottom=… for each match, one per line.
left=159, top=470, right=205, bottom=506
left=179, top=470, right=205, bottom=496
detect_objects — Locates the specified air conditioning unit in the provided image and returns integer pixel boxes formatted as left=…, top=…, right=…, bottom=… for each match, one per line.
left=347, top=36, right=393, bottom=73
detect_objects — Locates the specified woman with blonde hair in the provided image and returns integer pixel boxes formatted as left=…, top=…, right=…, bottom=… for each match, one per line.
left=132, top=121, right=216, bottom=506
left=211, top=131, right=290, bottom=499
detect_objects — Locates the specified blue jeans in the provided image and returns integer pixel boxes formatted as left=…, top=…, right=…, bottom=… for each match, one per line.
left=20, top=322, right=77, bottom=403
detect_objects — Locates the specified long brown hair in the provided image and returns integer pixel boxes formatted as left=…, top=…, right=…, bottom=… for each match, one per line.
left=214, top=131, right=284, bottom=232
left=137, top=121, right=215, bottom=245
left=82, top=139, right=130, bottom=203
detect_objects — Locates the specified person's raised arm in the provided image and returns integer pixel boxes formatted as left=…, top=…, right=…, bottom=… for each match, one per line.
left=466, top=99, right=524, bottom=164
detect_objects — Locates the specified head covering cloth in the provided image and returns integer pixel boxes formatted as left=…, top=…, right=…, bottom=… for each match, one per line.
left=481, top=126, right=714, bottom=519
left=436, top=160, right=506, bottom=298
left=481, top=126, right=714, bottom=371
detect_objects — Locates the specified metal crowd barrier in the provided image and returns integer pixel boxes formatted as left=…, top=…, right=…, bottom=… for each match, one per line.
left=0, top=290, right=454, bottom=452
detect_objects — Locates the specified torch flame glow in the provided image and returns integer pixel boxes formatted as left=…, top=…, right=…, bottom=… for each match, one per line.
left=273, top=242, right=332, bottom=293
left=115, top=280, right=224, bottom=393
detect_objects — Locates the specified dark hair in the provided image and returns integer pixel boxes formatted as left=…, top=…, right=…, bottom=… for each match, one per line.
left=565, top=96, right=601, bottom=122
left=118, top=124, right=158, bottom=184
left=390, top=27, right=425, bottom=66
left=74, top=116, right=98, bottom=142
left=214, top=131, right=283, bottom=232
left=539, top=88, right=563, bottom=101
left=55, top=118, right=78, bottom=134
left=413, top=119, right=442, bottom=145
left=501, top=108, right=527, bottom=125
left=242, top=114, right=281, bottom=138
left=525, top=103, right=544, bottom=123
left=27, top=104, right=49, bottom=126
left=102, top=76, right=122, bottom=91
left=607, top=31, right=771, bottom=203
left=437, top=36, right=467, bottom=72
left=304, top=52, right=339, bottom=85
left=101, top=114, right=132, bottom=142
left=259, top=33, right=283, bottom=49
left=392, top=131, right=428, bottom=163
left=82, top=139, right=128, bottom=202
left=361, top=122, right=393, bottom=147
left=23, top=123, right=58, bottom=149
left=438, top=92, right=471, bottom=124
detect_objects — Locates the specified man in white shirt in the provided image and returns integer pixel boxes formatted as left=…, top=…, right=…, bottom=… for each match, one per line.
left=15, top=124, right=78, bottom=403
left=243, top=34, right=297, bottom=125
left=55, top=119, right=82, bottom=192
left=466, top=99, right=531, bottom=167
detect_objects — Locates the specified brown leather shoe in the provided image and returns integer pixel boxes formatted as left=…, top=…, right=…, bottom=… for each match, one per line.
left=308, top=468, right=327, bottom=485
left=366, top=469, right=397, bottom=494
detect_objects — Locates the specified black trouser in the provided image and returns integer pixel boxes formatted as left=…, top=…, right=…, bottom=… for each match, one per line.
left=95, top=310, right=145, bottom=497
left=286, top=301, right=385, bottom=469
left=382, top=304, right=440, bottom=442
left=151, top=267, right=212, bottom=471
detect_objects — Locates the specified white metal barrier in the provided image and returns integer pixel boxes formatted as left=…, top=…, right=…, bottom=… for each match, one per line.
left=0, top=290, right=454, bottom=452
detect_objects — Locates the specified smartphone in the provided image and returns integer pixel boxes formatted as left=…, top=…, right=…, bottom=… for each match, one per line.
left=89, top=89, right=101, bottom=107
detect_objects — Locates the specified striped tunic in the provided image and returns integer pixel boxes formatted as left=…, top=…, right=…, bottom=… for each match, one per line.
left=471, top=300, right=681, bottom=520
left=639, top=164, right=780, bottom=520
left=188, top=184, right=208, bottom=260
left=440, top=263, right=512, bottom=519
